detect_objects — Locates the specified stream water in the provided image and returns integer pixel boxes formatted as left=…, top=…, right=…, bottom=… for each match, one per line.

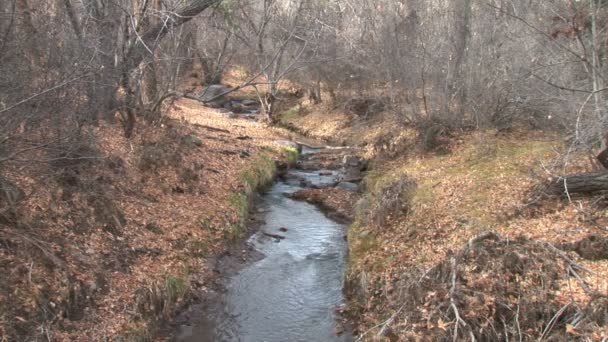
left=175, top=147, right=352, bottom=342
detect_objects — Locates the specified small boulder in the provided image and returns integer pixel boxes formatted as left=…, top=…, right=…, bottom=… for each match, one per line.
left=199, top=84, right=232, bottom=108
left=242, top=99, right=259, bottom=106
left=182, top=135, right=203, bottom=147
left=273, top=140, right=301, bottom=153
left=342, top=155, right=368, bottom=170
left=336, top=182, right=359, bottom=191
left=342, top=155, right=361, bottom=167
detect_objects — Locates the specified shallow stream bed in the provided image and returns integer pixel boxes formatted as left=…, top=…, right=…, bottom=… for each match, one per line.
left=175, top=147, right=352, bottom=342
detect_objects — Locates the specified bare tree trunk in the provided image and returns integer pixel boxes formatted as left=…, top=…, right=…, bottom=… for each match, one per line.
left=141, top=61, right=158, bottom=107
left=308, top=79, right=322, bottom=104
left=0, top=0, right=17, bottom=60
left=61, top=0, right=83, bottom=44
left=589, top=0, right=608, bottom=149
left=448, top=0, right=472, bottom=121
left=15, top=0, right=40, bottom=63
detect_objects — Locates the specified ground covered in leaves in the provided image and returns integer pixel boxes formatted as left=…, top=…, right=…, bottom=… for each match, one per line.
left=285, top=103, right=608, bottom=340
left=0, top=97, right=297, bottom=340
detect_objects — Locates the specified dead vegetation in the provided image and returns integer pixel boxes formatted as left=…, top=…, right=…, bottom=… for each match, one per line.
left=353, top=233, right=606, bottom=341
left=0, top=97, right=293, bottom=340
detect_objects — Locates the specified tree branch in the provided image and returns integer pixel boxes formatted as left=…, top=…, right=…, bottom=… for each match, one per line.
left=125, top=0, right=223, bottom=72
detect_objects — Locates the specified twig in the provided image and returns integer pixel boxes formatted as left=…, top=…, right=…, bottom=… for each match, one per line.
left=355, top=305, right=405, bottom=342
left=531, top=74, right=608, bottom=94
left=516, top=296, right=523, bottom=342
left=376, top=305, right=405, bottom=338
left=544, top=242, right=595, bottom=274
left=450, top=257, right=467, bottom=342
left=485, top=3, right=586, bottom=63
left=567, top=264, right=592, bottom=293
left=28, top=261, right=34, bottom=284
left=262, top=232, right=285, bottom=240
left=539, top=302, right=571, bottom=341
left=1, top=229, right=65, bottom=268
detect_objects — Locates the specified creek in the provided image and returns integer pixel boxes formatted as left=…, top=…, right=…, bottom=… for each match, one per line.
left=175, top=146, right=352, bottom=342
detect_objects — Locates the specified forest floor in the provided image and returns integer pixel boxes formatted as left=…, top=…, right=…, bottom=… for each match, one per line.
left=0, top=79, right=301, bottom=340
left=282, top=101, right=608, bottom=340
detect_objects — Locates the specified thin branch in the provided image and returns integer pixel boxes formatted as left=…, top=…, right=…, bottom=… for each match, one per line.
left=531, top=74, right=608, bottom=94
left=0, top=74, right=90, bottom=115
left=485, top=3, right=587, bottom=63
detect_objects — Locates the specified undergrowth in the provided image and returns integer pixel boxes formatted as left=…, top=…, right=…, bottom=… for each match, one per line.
left=280, top=105, right=301, bottom=125
left=345, top=132, right=595, bottom=340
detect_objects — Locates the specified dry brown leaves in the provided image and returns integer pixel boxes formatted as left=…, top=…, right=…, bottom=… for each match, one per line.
left=0, top=95, right=294, bottom=340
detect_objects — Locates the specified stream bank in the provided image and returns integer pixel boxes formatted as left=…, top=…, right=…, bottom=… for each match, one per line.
left=168, top=145, right=363, bottom=342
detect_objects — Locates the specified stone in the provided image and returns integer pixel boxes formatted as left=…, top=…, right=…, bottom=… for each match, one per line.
left=273, top=140, right=301, bottom=153
left=199, top=84, right=232, bottom=107
left=342, top=155, right=362, bottom=167
left=336, top=182, right=359, bottom=191
left=241, top=99, right=259, bottom=106
left=183, top=135, right=203, bottom=147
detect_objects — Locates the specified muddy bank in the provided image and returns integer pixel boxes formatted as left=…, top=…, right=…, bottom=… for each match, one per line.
left=286, top=188, right=359, bottom=224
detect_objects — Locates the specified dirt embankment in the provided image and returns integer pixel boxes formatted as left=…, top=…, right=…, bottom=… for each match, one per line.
left=0, top=97, right=297, bottom=340
left=283, top=102, right=608, bottom=340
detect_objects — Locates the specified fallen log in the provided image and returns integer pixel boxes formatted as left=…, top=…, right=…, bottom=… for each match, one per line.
left=551, top=171, right=608, bottom=195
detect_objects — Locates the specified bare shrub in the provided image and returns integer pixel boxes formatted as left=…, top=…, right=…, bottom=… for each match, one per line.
left=380, top=234, right=604, bottom=341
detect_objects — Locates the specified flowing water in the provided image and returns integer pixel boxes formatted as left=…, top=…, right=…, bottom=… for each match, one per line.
left=176, top=147, right=352, bottom=342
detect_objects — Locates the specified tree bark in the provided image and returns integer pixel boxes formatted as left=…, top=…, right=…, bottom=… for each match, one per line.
left=124, top=0, right=222, bottom=73
left=446, top=0, right=471, bottom=119
left=551, top=171, right=608, bottom=195
left=15, top=0, right=40, bottom=63
left=598, top=148, right=608, bottom=169
left=62, top=0, right=83, bottom=45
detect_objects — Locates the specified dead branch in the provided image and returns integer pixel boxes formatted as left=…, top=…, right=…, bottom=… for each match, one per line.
left=1, top=229, right=66, bottom=269
left=449, top=256, right=467, bottom=342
